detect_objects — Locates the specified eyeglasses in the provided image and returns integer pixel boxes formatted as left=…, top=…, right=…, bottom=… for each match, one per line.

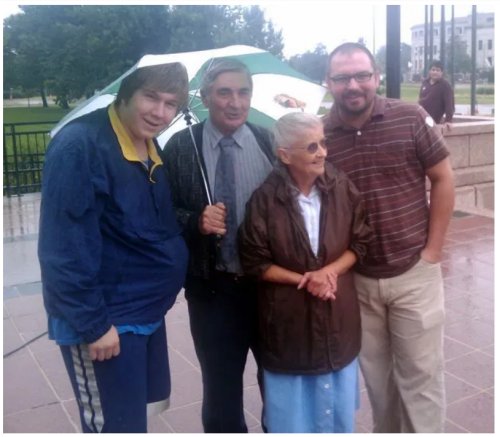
left=329, top=72, right=374, bottom=86
left=292, top=138, right=327, bottom=154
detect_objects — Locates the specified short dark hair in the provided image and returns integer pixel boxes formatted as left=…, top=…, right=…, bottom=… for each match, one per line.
left=327, top=42, right=378, bottom=75
left=430, top=60, right=444, bottom=71
left=115, top=62, right=189, bottom=111
left=200, top=58, right=252, bottom=99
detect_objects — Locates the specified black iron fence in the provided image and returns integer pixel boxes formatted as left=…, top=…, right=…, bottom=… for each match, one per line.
left=3, top=122, right=56, bottom=197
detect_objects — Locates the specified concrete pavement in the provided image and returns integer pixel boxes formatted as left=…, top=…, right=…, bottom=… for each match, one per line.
left=3, top=193, right=494, bottom=432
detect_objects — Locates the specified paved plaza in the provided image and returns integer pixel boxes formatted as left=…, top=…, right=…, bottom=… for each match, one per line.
left=3, top=193, right=494, bottom=432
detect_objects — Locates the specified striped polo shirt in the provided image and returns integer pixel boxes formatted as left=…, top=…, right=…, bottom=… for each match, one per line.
left=323, top=96, right=449, bottom=278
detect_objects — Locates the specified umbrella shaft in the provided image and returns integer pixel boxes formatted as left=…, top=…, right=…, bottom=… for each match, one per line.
left=187, top=122, right=214, bottom=206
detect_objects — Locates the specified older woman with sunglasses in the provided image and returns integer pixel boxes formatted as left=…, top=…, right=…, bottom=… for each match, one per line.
left=238, top=112, right=372, bottom=433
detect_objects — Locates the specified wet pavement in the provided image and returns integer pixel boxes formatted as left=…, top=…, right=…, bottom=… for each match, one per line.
left=3, top=193, right=494, bottom=433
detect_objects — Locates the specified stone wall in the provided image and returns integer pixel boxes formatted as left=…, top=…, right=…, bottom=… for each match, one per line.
left=443, top=117, right=494, bottom=216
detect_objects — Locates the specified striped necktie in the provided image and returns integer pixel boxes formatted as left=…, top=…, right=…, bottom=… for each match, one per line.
left=214, top=136, right=238, bottom=271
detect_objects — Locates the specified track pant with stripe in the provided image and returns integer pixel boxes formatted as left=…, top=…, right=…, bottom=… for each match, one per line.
left=59, top=321, right=170, bottom=433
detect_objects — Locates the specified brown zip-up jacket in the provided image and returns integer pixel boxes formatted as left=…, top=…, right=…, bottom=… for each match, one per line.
left=238, top=162, right=373, bottom=374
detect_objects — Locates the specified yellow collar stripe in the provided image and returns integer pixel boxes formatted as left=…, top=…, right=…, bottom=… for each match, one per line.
left=108, top=104, right=163, bottom=172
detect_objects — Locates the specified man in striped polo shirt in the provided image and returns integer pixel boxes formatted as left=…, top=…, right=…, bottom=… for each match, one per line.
left=323, top=42, right=455, bottom=433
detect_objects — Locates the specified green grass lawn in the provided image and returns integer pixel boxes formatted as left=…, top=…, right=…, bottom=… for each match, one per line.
left=3, top=106, right=73, bottom=131
left=322, top=83, right=494, bottom=105
left=3, top=81, right=494, bottom=126
left=400, top=83, right=494, bottom=104
left=3, top=105, right=74, bottom=160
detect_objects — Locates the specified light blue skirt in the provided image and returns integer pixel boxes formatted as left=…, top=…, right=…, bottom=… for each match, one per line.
left=263, top=358, right=359, bottom=433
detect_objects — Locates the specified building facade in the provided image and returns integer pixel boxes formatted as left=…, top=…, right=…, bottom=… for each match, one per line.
left=410, top=12, right=494, bottom=77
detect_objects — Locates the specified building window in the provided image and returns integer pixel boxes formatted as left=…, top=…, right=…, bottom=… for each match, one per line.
left=487, top=57, right=492, bottom=67
left=488, top=40, right=492, bottom=50
left=419, top=30, right=423, bottom=37
left=478, top=40, right=483, bottom=50
left=434, top=46, right=437, bottom=55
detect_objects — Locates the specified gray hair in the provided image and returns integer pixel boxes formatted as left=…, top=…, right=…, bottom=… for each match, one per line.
left=200, top=58, right=253, bottom=98
left=273, top=112, right=323, bottom=152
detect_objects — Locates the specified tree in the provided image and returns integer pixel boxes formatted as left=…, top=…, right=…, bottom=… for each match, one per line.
left=3, top=7, right=55, bottom=106
left=288, top=44, right=329, bottom=84
left=237, top=6, right=284, bottom=57
left=375, top=42, right=412, bottom=80
left=445, top=35, right=472, bottom=75
left=4, top=5, right=172, bottom=108
left=167, top=5, right=228, bottom=52
left=400, top=43, right=412, bottom=80
left=167, top=5, right=283, bottom=57
left=45, top=6, right=173, bottom=107
left=375, top=46, right=386, bottom=74
left=4, top=5, right=284, bottom=107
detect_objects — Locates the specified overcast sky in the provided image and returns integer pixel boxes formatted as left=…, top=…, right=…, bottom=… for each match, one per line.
left=2, top=2, right=497, bottom=58
left=262, top=2, right=497, bottom=57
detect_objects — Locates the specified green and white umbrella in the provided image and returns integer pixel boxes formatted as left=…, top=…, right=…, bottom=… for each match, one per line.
left=51, top=45, right=327, bottom=146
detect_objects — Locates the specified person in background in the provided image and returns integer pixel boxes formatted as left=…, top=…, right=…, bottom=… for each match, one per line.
left=238, top=112, right=372, bottom=433
left=38, top=63, right=189, bottom=433
left=324, top=42, right=455, bottom=433
left=418, top=60, right=455, bottom=131
left=161, top=58, right=274, bottom=433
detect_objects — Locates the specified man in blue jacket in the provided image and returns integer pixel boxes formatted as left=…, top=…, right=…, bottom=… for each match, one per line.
left=38, top=63, right=189, bottom=433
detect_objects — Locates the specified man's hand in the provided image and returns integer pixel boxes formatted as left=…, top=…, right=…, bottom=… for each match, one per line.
left=441, top=122, right=452, bottom=133
left=88, top=326, right=120, bottom=361
left=199, top=202, right=227, bottom=235
left=420, top=247, right=441, bottom=264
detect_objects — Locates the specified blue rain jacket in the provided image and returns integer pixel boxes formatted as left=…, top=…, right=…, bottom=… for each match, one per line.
left=38, top=106, right=187, bottom=344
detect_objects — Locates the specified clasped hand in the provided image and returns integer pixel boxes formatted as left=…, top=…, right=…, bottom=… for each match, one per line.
left=298, top=268, right=337, bottom=301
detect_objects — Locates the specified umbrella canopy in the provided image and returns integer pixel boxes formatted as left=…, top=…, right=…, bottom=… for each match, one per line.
left=51, top=45, right=327, bottom=147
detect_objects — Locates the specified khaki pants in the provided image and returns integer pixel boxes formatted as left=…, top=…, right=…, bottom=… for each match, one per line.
left=355, top=259, right=446, bottom=433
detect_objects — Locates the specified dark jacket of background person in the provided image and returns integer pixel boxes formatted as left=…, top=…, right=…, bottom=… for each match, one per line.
left=161, top=120, right=274, bottom=293
left=238, top=162, right=372, bottom=374
left=418, top=77, right=455, bottom=124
